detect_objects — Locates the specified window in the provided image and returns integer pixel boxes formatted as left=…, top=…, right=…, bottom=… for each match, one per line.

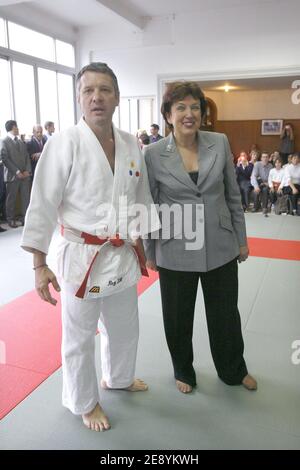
left=56, top=40, right=75, bottom=68
left=0, top=17, right=76, bottom=134
left=57, top=73, right=75, bottom=128
left=120, top=98, right=130, bottom=133
left=0, top=17, right=6, bottom=47
left=38, top=68, right=59, bottom=131
left=130, top=98, right=138, bottom=135
left=38, top=69, right=75, bottom=131
left=8, top=22, right=55, bottom=62
left=118, top=97, right=154, bottom=135
left=0, top=58, right=13, bottom=137
left=13, top=62, right=36, bottom=137
left=139, top=98, right=154, bottom=132
left=112, top=106, right=120, bottom=128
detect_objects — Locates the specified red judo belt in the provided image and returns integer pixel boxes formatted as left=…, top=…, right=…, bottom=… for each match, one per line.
left=60, top=226, right=149, bottom=298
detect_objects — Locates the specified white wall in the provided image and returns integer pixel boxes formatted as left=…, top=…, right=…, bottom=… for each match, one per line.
left=78, top=0, right=300, bottom=108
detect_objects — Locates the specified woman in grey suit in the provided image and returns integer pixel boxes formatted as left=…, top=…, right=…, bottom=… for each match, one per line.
left=144, top=81, right=257, bottom=394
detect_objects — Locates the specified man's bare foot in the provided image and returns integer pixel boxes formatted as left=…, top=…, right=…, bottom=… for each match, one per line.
left=82, top=403, right=111, bottom=432
left=242, top=374, right=257, bottom=391
left=101, top=378, right=148, bottom=392
left=176, top=380, right=193, bottom=394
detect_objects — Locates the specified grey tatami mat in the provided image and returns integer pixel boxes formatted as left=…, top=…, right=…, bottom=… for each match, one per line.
left=0, top=213, right=299, bottom=449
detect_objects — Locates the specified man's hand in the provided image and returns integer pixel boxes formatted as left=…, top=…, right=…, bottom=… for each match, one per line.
left=254, top=187, right=260, bottom=193
left=238, top=245, right=249, bottom=263
left=22, top=171, right=30, bottom=178
left=146, top=260, right=158, bottom=272
left=16, top=172, right=25, bottom=179
left=35, top=266, right=61, bottom=306
left=31, top=153, right=41, bottom=161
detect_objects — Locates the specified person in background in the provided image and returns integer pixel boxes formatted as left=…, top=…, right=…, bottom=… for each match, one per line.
left=249, top=143, right=259, bottom=156
left=251, top=152, right=273, bottom=217
left=279, top=153, right=300, bottom=216
left=283, top=154, right=293, bottom=168
left=0, top=120, right=31, bottom=228
left=249, top=150, right=259, bottom=165
left=144, top=81, right=257, bottom=394
left=270, top=151, right=280, bottom=166
left=136, top=129, right=148, bottom=138
left=268, top=157, right=284, bottom=210
left=139, top=133, right=150, bottom=151
left=27, top=125, right=47, bottom=180
left=235, top=151, right=253, bottom=212
left=149, top=124, right=163, bottom=144
left=280, top=123, right=294, bottom=165
left=44, top=121, right=55, bottom=140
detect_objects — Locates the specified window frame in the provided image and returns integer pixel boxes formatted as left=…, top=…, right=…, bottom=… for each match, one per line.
left=117, top=95, right=155, bottom=134
left=0, top=16, right=76, bottom=132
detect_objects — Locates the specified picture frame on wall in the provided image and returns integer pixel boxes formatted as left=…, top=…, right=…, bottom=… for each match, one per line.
left=261, top=119, right=283, bottom=135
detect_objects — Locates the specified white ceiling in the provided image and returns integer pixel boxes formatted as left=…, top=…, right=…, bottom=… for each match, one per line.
left=0, top=0, right=276, bottom=28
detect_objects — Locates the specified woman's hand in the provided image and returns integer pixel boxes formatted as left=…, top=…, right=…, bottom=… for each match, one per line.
left=238, top=245, right=249, bottom=263
left=146, top=260, right=158, bottom=272
left=35, top=266, right=61, bottom=306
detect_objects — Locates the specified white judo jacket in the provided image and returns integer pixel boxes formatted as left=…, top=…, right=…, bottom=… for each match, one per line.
left=21, top=118, right=160, bottom=299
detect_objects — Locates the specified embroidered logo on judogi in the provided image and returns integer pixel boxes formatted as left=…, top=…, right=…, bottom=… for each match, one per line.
left=107, top=277, right=123, bottom=287
left=129, top=160, right=140, bottom=177
left=89, top=286, right=100, bottom=293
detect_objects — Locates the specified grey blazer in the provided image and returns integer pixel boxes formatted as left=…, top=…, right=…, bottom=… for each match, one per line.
left=0, top=137, right=31, bottom=183
left=143, top=131, right=247, bottom=272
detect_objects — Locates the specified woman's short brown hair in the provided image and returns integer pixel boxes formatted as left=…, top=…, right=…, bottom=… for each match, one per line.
left=161, top=81, right=207, bottom=128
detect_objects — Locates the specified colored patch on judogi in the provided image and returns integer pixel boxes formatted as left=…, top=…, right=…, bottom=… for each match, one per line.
left=89, top=286, right=100, bottom=293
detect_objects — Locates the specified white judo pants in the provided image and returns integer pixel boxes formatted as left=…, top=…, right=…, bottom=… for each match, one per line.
left=60, top=280, right=139, bottom=415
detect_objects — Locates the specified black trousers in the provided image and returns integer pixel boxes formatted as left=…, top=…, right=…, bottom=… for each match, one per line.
left=283, top=184, right=300, bottom=211
left=158, top=258, right=248, bottom=386
left=238, top=180, right=252, bottom=208
left=253, top=184, right=270, bottom=210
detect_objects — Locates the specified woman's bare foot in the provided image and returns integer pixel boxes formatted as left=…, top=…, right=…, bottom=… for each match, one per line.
left=101, top=378, right=148, bottom=392
left=82, top=403, right=111, bottom=432
left=242, top=374, right=257, bottom=391
left=176, top=380, right=193, bottom=394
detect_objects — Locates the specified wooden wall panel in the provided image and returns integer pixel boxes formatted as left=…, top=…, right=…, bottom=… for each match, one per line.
left=215, top=120, right=300, bottom=160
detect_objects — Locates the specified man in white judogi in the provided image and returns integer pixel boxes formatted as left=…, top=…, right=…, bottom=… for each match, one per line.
left=21, top=63, right=160, bottom=432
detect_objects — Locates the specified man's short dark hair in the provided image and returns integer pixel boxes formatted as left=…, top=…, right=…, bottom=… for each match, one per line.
left=44, top=121, right=54, bottom=129
left=76, top=62, right=119, bottom=97
left=5, top=120, right=17, bottom=132
left=150, top=124, right=159, bottom=130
